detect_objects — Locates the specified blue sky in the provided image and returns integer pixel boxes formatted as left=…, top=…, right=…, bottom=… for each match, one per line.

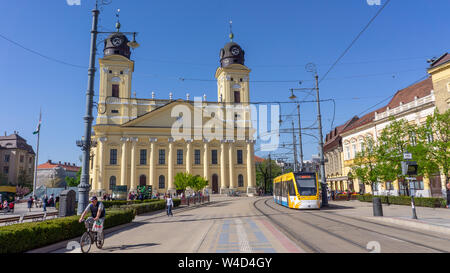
left=0, top=0, right=448, bottom=166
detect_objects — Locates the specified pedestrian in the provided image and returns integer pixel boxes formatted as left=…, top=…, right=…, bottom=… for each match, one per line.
left=446, top=182, right=450, bottom=209
left=49, top=194, right=55, bottom=207
left=43, top=194, right=48, bottom=212
left=347, top=189, right=351, bottom=201
left=27, top=196, right=33, bottom=212
left=166, top=194, right=174, bottom=217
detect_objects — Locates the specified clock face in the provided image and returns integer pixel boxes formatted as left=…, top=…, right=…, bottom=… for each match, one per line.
left=231, top=47, right=240, bottom=56
left=111, top=37, right=123, bottom=47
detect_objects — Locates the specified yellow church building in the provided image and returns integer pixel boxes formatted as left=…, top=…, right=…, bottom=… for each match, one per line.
left=89, top=30, right=256, bottom=196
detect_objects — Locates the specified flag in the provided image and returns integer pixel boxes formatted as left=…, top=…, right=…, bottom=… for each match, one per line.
left=33, top=110, right=42, bottom=135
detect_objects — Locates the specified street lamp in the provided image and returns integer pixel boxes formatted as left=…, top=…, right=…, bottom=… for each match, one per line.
left=77, top=1, right=139, bottom=215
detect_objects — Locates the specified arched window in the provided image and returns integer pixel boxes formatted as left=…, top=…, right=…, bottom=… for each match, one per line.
left=159, top=175, right=165, bottom=189
left=109, top=176, right=116, bottom=190
left=238, top=174, right=244, bottom=187
left=139, top=175, right=146, bottom=186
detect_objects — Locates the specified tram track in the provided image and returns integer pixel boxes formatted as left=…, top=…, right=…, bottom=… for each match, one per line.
left=257, top=197, right=450, bottom=253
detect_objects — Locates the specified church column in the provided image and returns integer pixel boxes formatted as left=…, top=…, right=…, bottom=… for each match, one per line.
left=220, top=140, right=228, bottom=194
left=186, top=140, right=192, bottom=174
left=129, top=137, right=138, bottom=193
left=97, top=137, right=108, bottom=193
left=120, top=137, right=129, bottom=187
left=168, top=138, right=175, bottom=194
left=149, top=138, right=157, bottom=195
left=228, top=140, right=236, bottom=190
left=203, top=139, right=210, bottom=186
left=246, top=139, right=256, bottom=195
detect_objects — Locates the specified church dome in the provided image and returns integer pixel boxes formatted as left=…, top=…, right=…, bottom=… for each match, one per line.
left=103, top=32, right=131, bottom=59
left=220, top=42, right=245, bottom=67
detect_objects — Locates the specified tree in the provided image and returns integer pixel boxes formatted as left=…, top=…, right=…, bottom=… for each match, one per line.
left=414, top=109, right=450, bottom=183
left=189, top=175, right=209, bottom=193
left=17, top=169, right=33, bottom=189
left=255, top=158, right=282, bottom=193
left=16, top=186, right=30, bottom=198
left=375, top=118, right=413, bottom=194
left=65, top=168, right=81, bottom=187
left=174, top=172, right=191, bottom=194
left=352, top=136, right=381, bottom=194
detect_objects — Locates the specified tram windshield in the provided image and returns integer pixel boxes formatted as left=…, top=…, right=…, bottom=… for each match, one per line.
left=295, top=174, right=317, bottom=196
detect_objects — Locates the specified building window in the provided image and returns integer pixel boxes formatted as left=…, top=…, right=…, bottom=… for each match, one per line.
left=409, top=132, right=417, bottom=146
left=140, top=175, right=146, bottom=186
left=237, top=150, right=243, bottom=164
left=177, top=149, right=183, bottom=165
left=29, top=157, right=32, bottom=164
left=112, top=84, right=119, bottom=98
left=109, top=176, right=116, bottom=190
left=413, top=180, right=424, bottom=191
left=211, top=150, right=218, bottom=165
left=234, top=91, right=241, bottom=103
left=194, top=149, right=201, bottom=165
left=345, top=146, right=350, bottom=160
left=159, top=149, right=166, bottom=165
left=352, top=144, right=357, bottom=159
left=159, top=175, right=165, bottom=189
left=20, top=155, right=24, bottom=163
left=4, top=154, right=10, bottom=163
left=110, top=149, right=117, bottom=165
left=238, top=174, right=244, bottom=187
left=385, top=182, right=394, bottom=191
left=3, top=166, right=9, bottom=174
left=140, top=149, right=147, bottom=165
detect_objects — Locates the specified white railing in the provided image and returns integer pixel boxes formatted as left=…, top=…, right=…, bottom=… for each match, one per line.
left=375, top=92, right=435, bottom=121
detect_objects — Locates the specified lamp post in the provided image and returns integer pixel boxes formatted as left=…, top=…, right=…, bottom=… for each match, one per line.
left=77, top=1, right=139, bottom=214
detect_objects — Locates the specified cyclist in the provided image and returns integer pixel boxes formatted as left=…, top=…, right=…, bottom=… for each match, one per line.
left=79, top=196, right=106, bottom=229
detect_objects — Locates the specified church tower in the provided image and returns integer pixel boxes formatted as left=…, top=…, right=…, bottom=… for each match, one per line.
left=96, top=25, right=136, bottom=125
left=215, top=23, right=251, bottom=103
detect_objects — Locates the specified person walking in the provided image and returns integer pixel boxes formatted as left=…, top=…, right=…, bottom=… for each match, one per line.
left=43, top=194, right=48, bottom=212
left=27, top=196, right=33, bottom=212
left=166, top=194, right=174, bottom=217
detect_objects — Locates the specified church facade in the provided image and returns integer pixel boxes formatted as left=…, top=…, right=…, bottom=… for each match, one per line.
left=89, top=31, right=256, bottom=196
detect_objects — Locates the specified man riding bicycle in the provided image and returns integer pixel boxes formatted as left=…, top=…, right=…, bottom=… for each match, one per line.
left=79, top=196, right=105, bottom=230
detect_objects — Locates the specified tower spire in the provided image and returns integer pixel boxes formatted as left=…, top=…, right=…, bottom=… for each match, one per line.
left=115, top=9, right=121, bottom=32
left=229, top=20, right=234, bottom=42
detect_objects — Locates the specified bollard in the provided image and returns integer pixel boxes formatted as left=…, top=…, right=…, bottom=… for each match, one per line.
left=373, top=197, right=383, bottom=216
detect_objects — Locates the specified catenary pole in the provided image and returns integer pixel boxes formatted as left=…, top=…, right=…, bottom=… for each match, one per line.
left=315, top=74, right=328, bottom=207
left=297, top=103, right=304, bottom=171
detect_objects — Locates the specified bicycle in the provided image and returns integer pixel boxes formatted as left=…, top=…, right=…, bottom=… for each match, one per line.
left=80, top=217, right=105, bottom=253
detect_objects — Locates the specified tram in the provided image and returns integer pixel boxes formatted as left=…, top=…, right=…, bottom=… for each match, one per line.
left=273, top=172, right=321, bottom=209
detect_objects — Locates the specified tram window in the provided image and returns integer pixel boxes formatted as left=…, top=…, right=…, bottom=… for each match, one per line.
left=295, top=174, right=317, bottom=196
left=289, top=180, right=296, bottom=196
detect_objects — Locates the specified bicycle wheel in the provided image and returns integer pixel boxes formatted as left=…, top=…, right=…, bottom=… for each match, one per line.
left=80, top=232, right=92, bottom=253
left=95, top=231, right=104, bottom=249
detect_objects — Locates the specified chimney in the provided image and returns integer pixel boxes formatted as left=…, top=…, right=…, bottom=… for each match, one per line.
left=59, top=161, right=61, bottom=165
left=48, top=160, right=52, bottom=164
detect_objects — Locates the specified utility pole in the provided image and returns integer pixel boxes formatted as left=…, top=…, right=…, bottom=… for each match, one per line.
left=268, top=154, right=272, bottom=194
left=291, top=121, right=298, bottom=172
left=77, top=1, right=99, bottom=214
left=297, top=104, right=304, bottom=172
left=314, top=73, right=328, bottom=207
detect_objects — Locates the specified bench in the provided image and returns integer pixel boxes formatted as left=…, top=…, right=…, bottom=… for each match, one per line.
left=0, top=216, right=21, bottom=226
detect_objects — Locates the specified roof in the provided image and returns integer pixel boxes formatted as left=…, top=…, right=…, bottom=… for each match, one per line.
left=429, top=52, right=450, bottom=69
left=324, top=116, right=359, bottom=151
left=38, top=160, right=80, bottom=172
left=254, top=156, right=265, bottom=163
left=340, top=77, right=433, bottom=135
left=0, top=134, right=35, bottom=154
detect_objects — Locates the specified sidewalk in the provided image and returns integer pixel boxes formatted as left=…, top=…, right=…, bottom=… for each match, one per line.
left=325, top=200, right=450, bottom=235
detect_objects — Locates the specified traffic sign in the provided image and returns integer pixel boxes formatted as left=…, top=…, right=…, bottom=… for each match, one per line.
left=403, top=153, right=412, bottom=160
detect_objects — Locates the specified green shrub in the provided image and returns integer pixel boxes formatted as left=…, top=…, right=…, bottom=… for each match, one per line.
left=102, top=199, right=161, bottom=209
left=119, top=199, right=181, bottom=216
left=0, top=209, right=135, bottom=254
left=358, top=194, right=446, bottom=208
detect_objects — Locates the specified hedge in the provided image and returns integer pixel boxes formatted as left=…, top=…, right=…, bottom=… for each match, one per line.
left=358, top=194, right=446, bottom=208
left=102, top=199, right=161, bottom=209
left=0, top=209, right=135, bottom=254
left=118, top=199, right=181, bottom=215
